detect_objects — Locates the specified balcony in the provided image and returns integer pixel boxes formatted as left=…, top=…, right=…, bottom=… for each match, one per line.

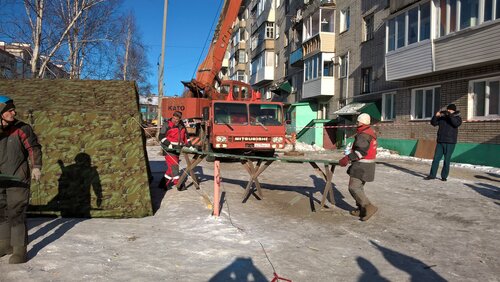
left=302, top=77, right=334, bottom=99
left=290, top=48, right=303, bottom=66
left=250, top=66, right=274, bottom=86
left=385, top=40, right=433, bottom=81
left=434, top=22, right=500, bottom=72
left=303, top=33, right=335, bottom=59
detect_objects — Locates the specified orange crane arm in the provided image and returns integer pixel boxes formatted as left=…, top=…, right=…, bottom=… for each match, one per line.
left=183, top=0, right=243, bottom=98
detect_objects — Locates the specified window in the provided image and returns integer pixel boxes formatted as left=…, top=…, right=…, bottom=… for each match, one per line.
left=266, top=22, right=274, bottom=39
left=470, top=78, right=500, bottom=118
left=382, top=93, right=395, bottom=120
left=303, top=10, right=320, bottom=40
left=340, top=7, right=350, bottom=32
left=304, top=54, right=320, bottom=81
left=396, top=14, right=405, bottom=48
left=318, top=103, right=329, bottom=119
left=236, top=71, right=246, bottom=82
left=250, top=104, right=283, bottom=125
left=408, top=7, right=419, bottom=44
left=214, top=103, right=248, bottom=125
left=388, top=19, right=395, bottom=51
left=460, top=0, right=479, bottom=29
left=363, top=14, right=374, bottom=41
left=257, top=0, right=266, bottom=17
left=361, top=67, right=372, bottom=93
left=339, top=54, right=348, bottom=78
left=236, top=50, right=246, bottom=64
left=412, top=86, right=441, bottom=119
left=321, top=9, right=335, bottom=32
left=438, top=0, right=496, bottom=37
left=387, top=2, right=432, bottom=52
left=323, top=61, right=333, bottom=76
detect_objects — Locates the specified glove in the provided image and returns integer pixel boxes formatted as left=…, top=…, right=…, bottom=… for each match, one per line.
left=339, top=156, right=350, bottom=167
left=161, top=138, right=171, bottom=147
left=31, top=168, right=42, bottom=182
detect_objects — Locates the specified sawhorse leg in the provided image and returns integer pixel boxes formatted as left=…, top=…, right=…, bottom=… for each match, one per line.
left=309, top=162, right=336, bottom=209
left=241, top=159, right=274, bottom=201
left=176, top=153, right=206, bottom=190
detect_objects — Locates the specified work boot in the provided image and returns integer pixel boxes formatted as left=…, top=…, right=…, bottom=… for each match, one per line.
left=9, top=245, right=27, bottom=264
left=349, top=204, right=363, bottom=217
left=361, top=204, right=378, bottom=221
left=0, top=240, right=13, bottom=257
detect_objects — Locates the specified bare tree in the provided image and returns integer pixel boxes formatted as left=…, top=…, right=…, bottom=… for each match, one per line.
left=114, top=12, right=152, bottom=94
left=51, top=0, right=121, bottom=79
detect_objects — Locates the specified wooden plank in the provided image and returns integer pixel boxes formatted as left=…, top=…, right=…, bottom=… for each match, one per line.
left=414, top=139, right=436, bottom=160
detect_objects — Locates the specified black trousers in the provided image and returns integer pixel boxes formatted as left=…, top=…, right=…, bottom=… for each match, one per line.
left=0, top=187, right=29, bottom=246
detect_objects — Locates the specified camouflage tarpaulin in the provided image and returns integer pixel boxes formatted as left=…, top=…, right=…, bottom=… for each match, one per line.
left=0, top=79, right=153, bottom=218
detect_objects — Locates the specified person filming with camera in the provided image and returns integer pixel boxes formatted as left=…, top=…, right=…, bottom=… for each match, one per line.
left=424, top=104, right=462, bottom=181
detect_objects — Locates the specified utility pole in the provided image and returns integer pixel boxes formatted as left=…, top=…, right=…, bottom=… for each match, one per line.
left=156, top=0, right=168, bottom=138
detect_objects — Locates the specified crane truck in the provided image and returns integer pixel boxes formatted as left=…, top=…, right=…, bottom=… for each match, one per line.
left=161, top=0, right=286, bottom=157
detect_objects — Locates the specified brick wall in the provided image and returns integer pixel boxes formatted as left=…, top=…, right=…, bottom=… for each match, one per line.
left=376, top=64, right=500, bottom=144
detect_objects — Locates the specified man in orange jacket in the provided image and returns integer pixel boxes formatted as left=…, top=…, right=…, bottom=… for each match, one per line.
left=338, top=113, right=378, bottom=221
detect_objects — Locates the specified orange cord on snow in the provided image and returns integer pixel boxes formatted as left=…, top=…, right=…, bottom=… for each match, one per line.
left=271, top=272, right=292, bottom=282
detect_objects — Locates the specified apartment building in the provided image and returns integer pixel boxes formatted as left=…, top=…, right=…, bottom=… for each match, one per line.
left=0, top=41, right=68, bottom=79
left=226, top=0, right=500, bottom=166
left=338, top=0, right=500, bottom=167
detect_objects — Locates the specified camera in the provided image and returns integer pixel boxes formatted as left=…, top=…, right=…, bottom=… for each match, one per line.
left=439, top=110, right=450, bottom=117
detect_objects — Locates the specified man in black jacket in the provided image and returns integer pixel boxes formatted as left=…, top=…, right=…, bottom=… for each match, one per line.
left=424, top=104, right=462, bottom=181
left=0, top=95, right=42, bottom=264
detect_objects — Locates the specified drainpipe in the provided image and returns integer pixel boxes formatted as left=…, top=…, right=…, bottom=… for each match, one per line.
left=343, top=51, right=350, bottom=147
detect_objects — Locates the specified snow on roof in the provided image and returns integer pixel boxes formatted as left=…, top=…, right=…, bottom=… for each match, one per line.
left=334, top=103, right=366, bottom=115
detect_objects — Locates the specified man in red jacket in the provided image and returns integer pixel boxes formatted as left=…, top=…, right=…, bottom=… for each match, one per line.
left=159, top=111, right=190, bottom=190
left=338, top=113, right=378, bottom=221
left=0, top=95, right=42, bottom=264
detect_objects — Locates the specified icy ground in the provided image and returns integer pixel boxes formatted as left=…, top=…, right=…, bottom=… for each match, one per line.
left=1, top=145, right=499, bottom=281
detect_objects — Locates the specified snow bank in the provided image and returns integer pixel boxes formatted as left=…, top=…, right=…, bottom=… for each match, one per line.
left=377, top=147, right=500, bottom=174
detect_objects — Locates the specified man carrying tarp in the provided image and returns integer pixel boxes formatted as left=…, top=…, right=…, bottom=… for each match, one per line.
left=0, top=95, right=42, bottom=264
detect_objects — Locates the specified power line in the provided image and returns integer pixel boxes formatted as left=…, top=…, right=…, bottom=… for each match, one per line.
left=191, top=0, right=224, bottom=79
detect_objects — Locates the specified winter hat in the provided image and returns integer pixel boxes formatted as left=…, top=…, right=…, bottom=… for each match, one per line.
left=0, top=95, right=15, bottom=114
left=446, top=104, right=457, bottom=111
left=357, top=113, right=371, bottom=125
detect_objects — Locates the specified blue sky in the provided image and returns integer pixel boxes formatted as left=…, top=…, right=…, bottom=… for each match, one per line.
left=122, top=0, right=223, bottom=97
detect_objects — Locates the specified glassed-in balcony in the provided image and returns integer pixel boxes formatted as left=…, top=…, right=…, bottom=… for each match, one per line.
left=290, top=48, right=303, bottom=66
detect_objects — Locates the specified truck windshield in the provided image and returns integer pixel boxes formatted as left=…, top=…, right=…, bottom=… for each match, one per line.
left=249, top=104, right=283, bottom=126
left=214, top=103, right=248, bottom=125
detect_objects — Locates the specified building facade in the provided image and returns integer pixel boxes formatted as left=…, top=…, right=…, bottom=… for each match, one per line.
left=0, top=41, right=68, bottom=79
left=224, top=0, right=500, bottom=166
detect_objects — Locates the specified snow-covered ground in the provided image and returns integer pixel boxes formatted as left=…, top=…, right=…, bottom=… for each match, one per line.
left=2, top=145, right=498, bottom=281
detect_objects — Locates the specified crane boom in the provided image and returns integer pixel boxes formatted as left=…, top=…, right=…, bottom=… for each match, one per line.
left=183, top=0, right=243, bottom=98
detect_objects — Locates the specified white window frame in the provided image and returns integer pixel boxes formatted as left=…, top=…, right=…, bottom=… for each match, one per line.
left=265, top=22, right=274, bottom=39
left=318, top=102, right=329, bottom=119
left=468, top=76, right=500, bottom=119
left=386, top=1, right=432, bottom=52
left=382, top=92, right=396, bottom=121
left=411, top=86, right=441, bottom=120
left=363, top=13, right=374, bottom=42
left=339, top=54, right=348, bottom=78
left=304, top=54, right=320, bottom=82
left=438, top=0, right=499, bottom=37
left=340, top=7, right=350, bottom=33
